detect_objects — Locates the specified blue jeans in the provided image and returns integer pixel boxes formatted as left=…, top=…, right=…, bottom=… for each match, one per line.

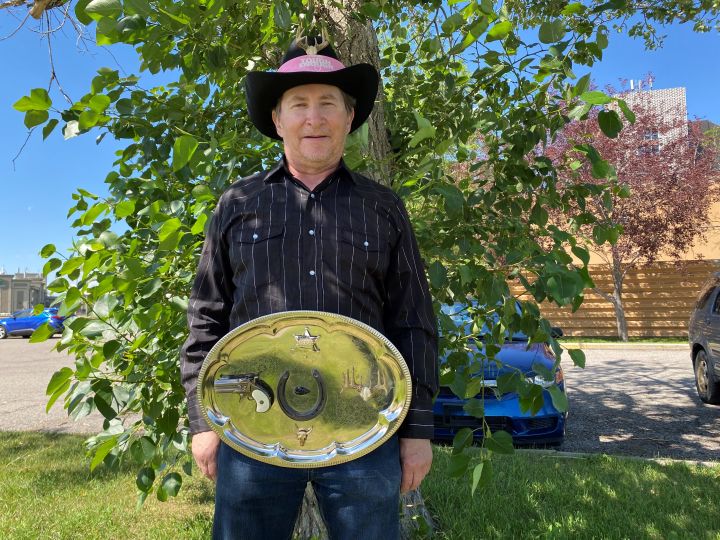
left=213, top=436, right=401, bottom=540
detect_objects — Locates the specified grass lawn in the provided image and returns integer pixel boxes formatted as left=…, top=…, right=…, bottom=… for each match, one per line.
left=1, top=432, right=719, bottom=539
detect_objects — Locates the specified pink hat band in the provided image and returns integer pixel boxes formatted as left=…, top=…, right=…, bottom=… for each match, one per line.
left=278, top=55, right=346, bottom=74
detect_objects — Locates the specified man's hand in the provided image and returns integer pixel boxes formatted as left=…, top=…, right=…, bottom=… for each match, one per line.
left=399, top=438, right=433, bottom=493
left=192, top=430, right=221, bottom=481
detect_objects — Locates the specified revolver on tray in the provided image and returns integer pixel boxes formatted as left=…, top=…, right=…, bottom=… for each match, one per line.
left=214, top=374, right=274, bottom=413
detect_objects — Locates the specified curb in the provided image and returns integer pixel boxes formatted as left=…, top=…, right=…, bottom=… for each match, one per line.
left=562, top=342, right=688, bottom=351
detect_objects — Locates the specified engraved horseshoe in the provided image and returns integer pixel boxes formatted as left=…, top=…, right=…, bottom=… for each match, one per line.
left=277, top=369, right=326, bottom=421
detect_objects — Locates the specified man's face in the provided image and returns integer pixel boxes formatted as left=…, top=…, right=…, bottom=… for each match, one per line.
left=272, top=84, right=354, bottom=172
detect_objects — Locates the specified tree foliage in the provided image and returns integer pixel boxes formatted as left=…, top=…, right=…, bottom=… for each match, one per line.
left=546, top=82, right=720, bottom=340
left=6, top=0, right=719, bottom=504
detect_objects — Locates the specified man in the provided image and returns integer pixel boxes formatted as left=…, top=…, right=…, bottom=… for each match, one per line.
left=180, top=36, right=438, bottom=540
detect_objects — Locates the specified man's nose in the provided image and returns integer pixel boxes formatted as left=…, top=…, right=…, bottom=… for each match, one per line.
left=304, top=105, right=326, bottom=125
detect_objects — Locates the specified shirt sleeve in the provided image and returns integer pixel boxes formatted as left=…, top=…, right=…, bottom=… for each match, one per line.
left=180, top=200, right=233, bottom=435
left=383, top=196, right=439, bottom=440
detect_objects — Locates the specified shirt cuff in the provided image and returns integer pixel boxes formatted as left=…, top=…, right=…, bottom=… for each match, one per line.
left=187, top=393, right=212, bottom=435
left=397, top=389, right=435, bottom=439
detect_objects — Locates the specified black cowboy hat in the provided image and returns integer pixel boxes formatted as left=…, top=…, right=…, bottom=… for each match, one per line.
left=245, top=36, right=379, bottom=140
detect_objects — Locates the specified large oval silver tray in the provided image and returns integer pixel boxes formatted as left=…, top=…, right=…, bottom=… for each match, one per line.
left=197, top=311, right=411, bottom=468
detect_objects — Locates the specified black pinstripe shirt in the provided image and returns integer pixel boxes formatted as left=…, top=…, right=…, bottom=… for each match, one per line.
left=180, top=158, right=438, bottom=439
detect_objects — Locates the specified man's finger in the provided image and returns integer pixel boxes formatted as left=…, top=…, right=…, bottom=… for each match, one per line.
left=400, top=469, right=414, bottom=493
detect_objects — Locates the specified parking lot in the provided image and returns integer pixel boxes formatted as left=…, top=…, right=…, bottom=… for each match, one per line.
left=0, top=338, right=718, bottom=461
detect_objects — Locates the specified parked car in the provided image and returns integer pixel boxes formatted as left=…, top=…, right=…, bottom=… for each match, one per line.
left=0, top=307, right=65, bottom=339
left=433, top=302, right=567, bottom=446
left=688, top=274, right=720, bottom=404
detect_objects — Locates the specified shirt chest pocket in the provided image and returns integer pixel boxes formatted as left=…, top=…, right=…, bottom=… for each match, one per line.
left=336, top=228, right=390, bottom=283
left=231, top=224, right=285, bottom=286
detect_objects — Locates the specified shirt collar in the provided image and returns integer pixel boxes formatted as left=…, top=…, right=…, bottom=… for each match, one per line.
left=263, top=156, right=355, bottom=185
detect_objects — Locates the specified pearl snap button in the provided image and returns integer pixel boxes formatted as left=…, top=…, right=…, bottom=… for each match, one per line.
left=309, top=270, right=316, bottom=276
left=363, top=241, right=369, bottom=247
left=309, top=229, right=315, bottom=236
left=252, top=233, right=258, bottom=240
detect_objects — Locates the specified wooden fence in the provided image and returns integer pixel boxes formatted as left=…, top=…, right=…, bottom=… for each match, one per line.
left=510, top=259, right=720, bottom=338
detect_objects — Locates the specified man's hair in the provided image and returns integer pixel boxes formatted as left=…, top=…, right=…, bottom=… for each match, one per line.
left=274, top=89, right=356, bottom=115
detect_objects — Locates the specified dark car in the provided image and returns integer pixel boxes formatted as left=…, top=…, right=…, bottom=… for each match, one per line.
left=0, top=307, right=65, bottom=339
left=433, top=303, right=567, bottom=446
left=688, top=274, right=720, bottom=404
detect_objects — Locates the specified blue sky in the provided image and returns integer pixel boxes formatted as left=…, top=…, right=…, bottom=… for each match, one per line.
left=0, top=17, right=718, bottom=275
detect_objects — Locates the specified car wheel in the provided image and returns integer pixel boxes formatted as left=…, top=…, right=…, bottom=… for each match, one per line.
left=694, top=349, right=720, bottom=405
left=0, top=325, right=6, bottom=339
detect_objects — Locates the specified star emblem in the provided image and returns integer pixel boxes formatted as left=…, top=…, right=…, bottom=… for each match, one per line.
left=294, top=327, right=320, bottom=352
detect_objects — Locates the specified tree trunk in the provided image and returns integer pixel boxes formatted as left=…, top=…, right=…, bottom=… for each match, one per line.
left=291, top=5, right=435, bottom=538
left=292, top=484, right=434, bottom=539
left=611, top=250, right=629, bottom=342
left=318, top=0, right=394, bottom=184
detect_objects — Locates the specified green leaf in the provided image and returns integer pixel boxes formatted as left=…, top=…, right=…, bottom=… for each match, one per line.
left=115, top=200, right=136, bottom=219
left=471, top=460, right=492, bottom=496
left=580, top=91, right=612, bottom=105
left=561, top=2, right=586, bottom=15
left=40, top=244, right=56, bottom=258
left=617, top=99, right=636, bottom=123
left=273, top=0, right=291, bottom=29
left=434, top=184, right=464, bottom=218
left=452, top=427, right=474, bottom=454
left=13, top=88, right=51, bottom=112
left=453, top=18, right=489, bottom=53
left=103, top=339, right=122, bottom=359
left=136, top=466, right=156, bottom=492
left=29, top=322, right=55, bottom=343
left=94, top=393, right=117, bottom=420
left=160, top=472, right=182, bottom=498
left=428, top=261, right=447, bottom=289
left=158, top=217, right=184, bottom=250
left=573, top=73, right=591, bottom=97
left=409, top=113, right=436, bottom=148
left=548, top=385, right=569, bottom=412
left=546, top=273, right=582, bottom=305
left=441, top=12, right=465, bottom=34
left=447, top=452, right=471, bottom=477
left=43, top=258, right=62, bottom=277
left=598, top=110, right=623, bottom=138
left=568, top=348, right=585, bottom=367
left=85, top=0, right=122, bottom=21
left=79, top=110, right=100, bottom=130
left=90, top=437, right=117, bottom=471
left=463, top=398, right=484, bottom=418
left=24, top=110, right=49, bottom=128
left=89, top=94, right=112, bottom=113
left=485, top=430, right=514, bottom=454
left=42, top=118, right=59, bottom=140
left=47, top=367, right=73, bottom=396
left=591, top=158, right=613, bottom=179
left=486, top=20, right=513, bottom=42
left=124, top=0, right=152, bottom=17
left=94, top=294, right=119, bottom=318
left=172, top=135, right=199, bottom=171
left=571, top=245, right=590, bottom=266
left=539, top=20, right=566, bottom=44
left=359, top=2, right=381, bottom=19
left=156, top=408, right=180, bottom=435
left=75, top=0, right=93, bottom=24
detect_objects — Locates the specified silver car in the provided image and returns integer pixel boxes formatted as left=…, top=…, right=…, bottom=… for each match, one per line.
left=689, top=274, right=720, bottom=404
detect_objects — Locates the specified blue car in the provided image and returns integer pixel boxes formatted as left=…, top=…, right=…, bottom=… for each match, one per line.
left=433, top=303, right=567, bottom=447
left=0, top=307, right=65, bottom=339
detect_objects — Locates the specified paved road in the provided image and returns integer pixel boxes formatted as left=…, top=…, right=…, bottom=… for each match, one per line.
left=562, top=347, right=720, bottom=461
left=1, top=338, right=718, bottom=461
left=0, top=338, right=105, bottom=433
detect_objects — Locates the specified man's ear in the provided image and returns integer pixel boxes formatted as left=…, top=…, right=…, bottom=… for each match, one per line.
left=272, top=109, right=283, bottom=137
left=346, top=108, right=355, bottom=133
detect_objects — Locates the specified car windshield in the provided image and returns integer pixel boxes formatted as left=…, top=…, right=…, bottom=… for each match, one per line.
left=441, top=301, right=527, bottom=342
